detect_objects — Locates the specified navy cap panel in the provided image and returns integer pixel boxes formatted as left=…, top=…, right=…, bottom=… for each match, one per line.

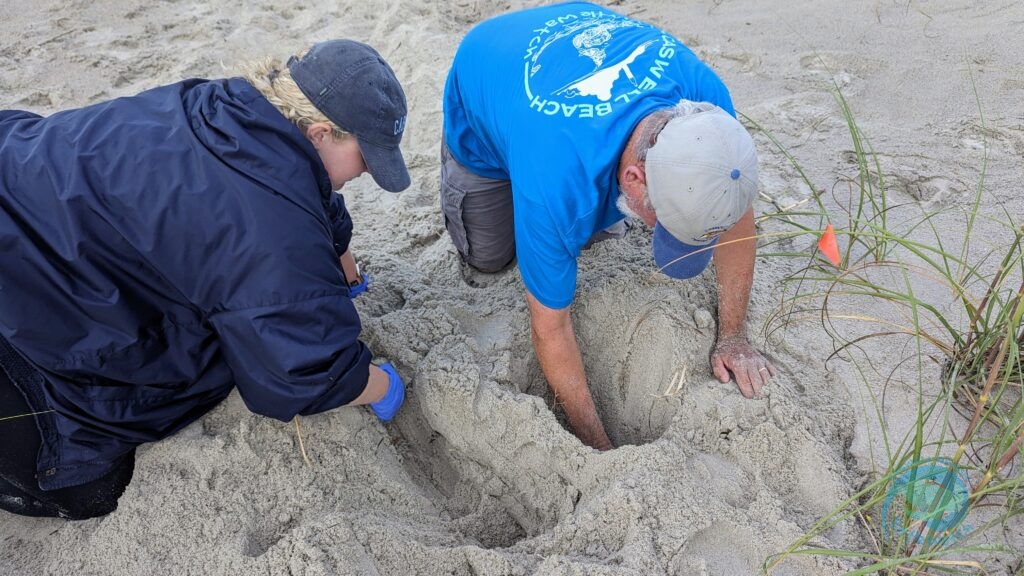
left=652, top=222, right=716, bottom=279
left=287, top=40, right=410, bottom=192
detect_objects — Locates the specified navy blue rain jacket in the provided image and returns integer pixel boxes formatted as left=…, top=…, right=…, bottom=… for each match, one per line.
left=0, top=78, right=371, bottom=490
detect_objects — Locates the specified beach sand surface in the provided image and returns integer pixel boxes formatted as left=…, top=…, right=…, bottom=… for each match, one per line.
left=1, top=1, right=1022, bottom=574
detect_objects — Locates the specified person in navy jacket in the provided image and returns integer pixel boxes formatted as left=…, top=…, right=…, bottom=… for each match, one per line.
left=0, top=40, right=409, bottom=519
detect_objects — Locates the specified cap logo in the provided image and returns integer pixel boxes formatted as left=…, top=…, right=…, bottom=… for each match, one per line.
left=698, top=226, right=728, bottom=241
left=393, top=115, right=407, bottom=135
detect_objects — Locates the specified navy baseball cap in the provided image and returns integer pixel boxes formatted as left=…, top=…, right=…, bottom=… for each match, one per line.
left=288, top=40, right=410, bottom=192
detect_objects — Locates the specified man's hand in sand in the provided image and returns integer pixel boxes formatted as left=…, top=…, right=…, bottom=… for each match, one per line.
left=711, top=335, right=776, bottom=399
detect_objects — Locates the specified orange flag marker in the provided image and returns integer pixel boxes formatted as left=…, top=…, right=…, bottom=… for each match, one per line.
left=818, top=224, right=841, bottom=266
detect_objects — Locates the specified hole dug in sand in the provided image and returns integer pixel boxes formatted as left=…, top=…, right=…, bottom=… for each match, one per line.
left=360, top=306, right=564, bottom=550
left=395, top=411, right=528, bottom=549
left=241, top=515, right=297, bottom=558
left=363, top=273, right=722, bottom=556
left=389, top=359, right=584, bottom=550
left=515, top=286, right=716, bottom=447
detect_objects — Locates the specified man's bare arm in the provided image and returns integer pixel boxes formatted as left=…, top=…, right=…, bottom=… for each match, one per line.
left=710, top=206, right=776, bottom=397
left=714, top=207, right=756, bottom=339
left=525, top=291, right=612, bottom=450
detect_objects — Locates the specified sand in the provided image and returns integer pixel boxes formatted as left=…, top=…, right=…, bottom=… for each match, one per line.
left=2, top=1, right=1023, bottom=574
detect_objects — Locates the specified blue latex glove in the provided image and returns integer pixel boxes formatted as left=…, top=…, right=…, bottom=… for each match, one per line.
left=348, top=273, right=369, bottom=298
left=370, top=362, right=405, bottom=423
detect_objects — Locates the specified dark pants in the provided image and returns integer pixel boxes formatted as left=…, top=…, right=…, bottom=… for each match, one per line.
left=439, top=143, right=517, bottom=273
left=0, top=366, right=135, bottom=520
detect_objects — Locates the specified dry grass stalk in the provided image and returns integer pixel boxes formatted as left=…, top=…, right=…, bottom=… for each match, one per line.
left=661, top=365, right=688, bottom=398
left=293, top=416, right=312, bottom=467
left=0, top=409, right=55, bottom=422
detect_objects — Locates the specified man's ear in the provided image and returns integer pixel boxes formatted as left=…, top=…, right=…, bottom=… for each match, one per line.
left=620, top=164, right=647, bottom=196
left=306, top=123, right=331, bottom=149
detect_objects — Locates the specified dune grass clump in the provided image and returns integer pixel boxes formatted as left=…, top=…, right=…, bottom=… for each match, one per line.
left=751, top=76, right=1024, bottom=574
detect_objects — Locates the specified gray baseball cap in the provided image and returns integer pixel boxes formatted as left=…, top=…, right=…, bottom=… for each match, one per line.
left=288, top=39, right=410, bottom=192
left=646, top=105, right=757, bottom=278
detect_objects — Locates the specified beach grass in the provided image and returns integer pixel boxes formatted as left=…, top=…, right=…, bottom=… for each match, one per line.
left=751, top=71, right=1024, bottom=575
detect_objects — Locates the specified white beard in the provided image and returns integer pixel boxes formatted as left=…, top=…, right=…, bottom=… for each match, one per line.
left=616, top=194, right=642, bottom=221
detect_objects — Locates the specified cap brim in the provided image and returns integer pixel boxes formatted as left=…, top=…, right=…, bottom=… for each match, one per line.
left=358, top=137, right=410, bottom=193
left=652, top=222, right=717, bottom=279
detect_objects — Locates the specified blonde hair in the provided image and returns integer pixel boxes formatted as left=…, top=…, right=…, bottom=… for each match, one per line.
left=241, top=52, right=349, bottom=140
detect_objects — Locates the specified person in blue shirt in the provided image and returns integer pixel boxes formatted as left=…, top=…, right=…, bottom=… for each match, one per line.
left=0, top=40, right=407, bottom=520
left=441, top=4, right=776, bottom=450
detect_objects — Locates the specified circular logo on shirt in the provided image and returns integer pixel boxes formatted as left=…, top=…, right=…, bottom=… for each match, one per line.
left=521, top=7, right=679, bottom=119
